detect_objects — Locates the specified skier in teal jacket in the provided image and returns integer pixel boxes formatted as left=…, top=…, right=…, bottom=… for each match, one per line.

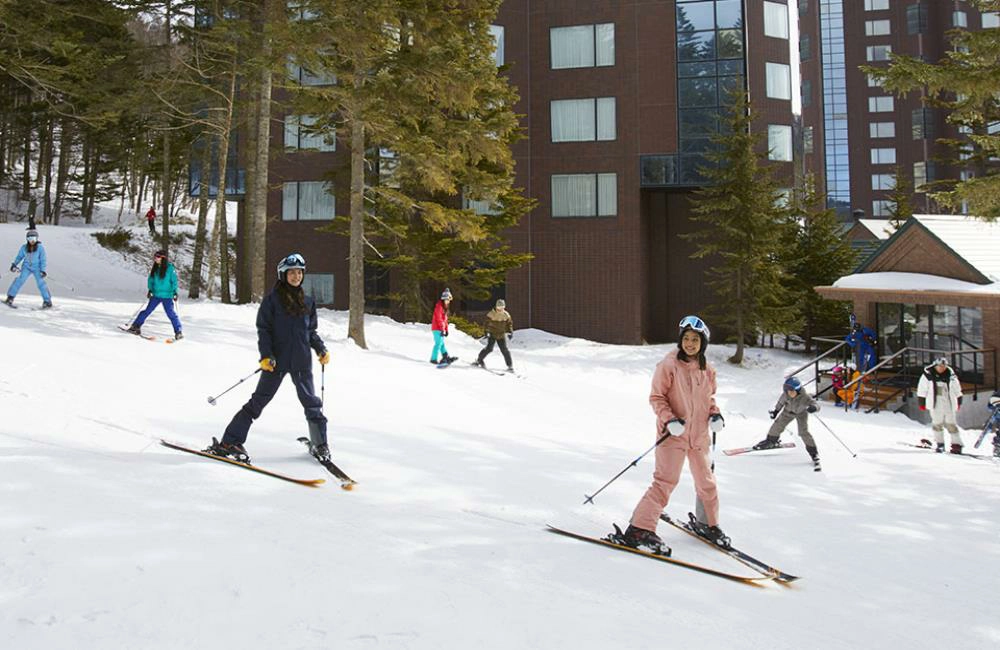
left=126, top=250, right=183, bottom=338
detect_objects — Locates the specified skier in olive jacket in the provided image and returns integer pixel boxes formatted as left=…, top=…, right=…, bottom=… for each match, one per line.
left=474, top=299, right=514, bottom=371
left=753, top=376, right=822, bottom=470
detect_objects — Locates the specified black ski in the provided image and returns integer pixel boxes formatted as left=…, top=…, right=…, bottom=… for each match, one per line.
left=297, top=437, right=357, bottom=490
left=546, top=525, right=773, bottom=586
left=659, top=513, right=800, bottom=583
left=974, top=410, right=999, bottom=449
left=160, top=439, right=325, bottom=487
left=897, top=442, right=995, bottom=461
left=722, top=442, right=796, bottom=456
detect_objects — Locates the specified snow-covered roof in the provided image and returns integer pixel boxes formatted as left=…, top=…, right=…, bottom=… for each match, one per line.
left=833, top=271, right=1000, bottom=294
left=912, top=214, right=1000, bottom=282
left=857, top=219, right=896, bottom=240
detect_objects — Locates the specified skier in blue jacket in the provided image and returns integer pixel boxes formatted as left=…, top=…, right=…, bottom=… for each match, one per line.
left=207, top=253, right=331, bottom=463
left=5, top=229, right=52, bottom=309
left=127, top=250, right=183, bottom=339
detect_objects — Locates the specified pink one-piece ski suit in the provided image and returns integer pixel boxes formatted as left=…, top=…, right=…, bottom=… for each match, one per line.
left=630, top=349, right=721, bottom=531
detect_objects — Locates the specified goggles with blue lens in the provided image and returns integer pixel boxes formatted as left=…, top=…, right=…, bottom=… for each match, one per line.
left=678, top=315, right=710, bottom=342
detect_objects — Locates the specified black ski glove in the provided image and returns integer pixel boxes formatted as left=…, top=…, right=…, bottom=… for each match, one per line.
left=807, top=405, right=817, bottom=413
left=147, top=291, right=152, bottom=299
left=40, top=271, right=47, bottom=278
left=768, top=409, right=778, bottom=420
left=9, top=264, right=16, bottom=272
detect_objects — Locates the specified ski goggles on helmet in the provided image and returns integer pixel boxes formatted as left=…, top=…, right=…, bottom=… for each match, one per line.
left=277, top=253, right=307, bottom=278
left=678, top=315, right=710, bottom=341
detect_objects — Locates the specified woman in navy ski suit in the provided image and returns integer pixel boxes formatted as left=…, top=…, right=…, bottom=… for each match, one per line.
left=210, top=253, right=331, bottom=463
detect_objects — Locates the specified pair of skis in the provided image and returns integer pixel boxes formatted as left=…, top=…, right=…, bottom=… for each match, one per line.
left=160, top=438, right=357, bottom=489
left=548, top=513, right=798, bottom=587
left=897, top=441, right=996, bottom=462
left=118, top=325, right=178, bottom=344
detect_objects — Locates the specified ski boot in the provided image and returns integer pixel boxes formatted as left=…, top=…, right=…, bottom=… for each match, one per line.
left=173, top=331, right=184, bottom=341
left=41, top=301, right=52, bottom=309
left=506, top=366, right=515, bottom=373
left=3, top=296, right=13, bottom=307
left=950, top=443, right=963, bottom=455
left=935, top=442, right=945, bottom=454
left=687, top=513, right=732, bottom=549
left=204, top=437, right=250, bottom=463
left=807, top=447, right=821, bottom=472
left=752, top=437, right=781, bottom=451
left=472, top=359, right=485, bottom=368
left=611, top=524, right=671, bottom=556
left=311, top=443, right=332, bottom=463
left=993, top=441, right=1000, bottom=458
left=127, top=324, right=142, bottom=336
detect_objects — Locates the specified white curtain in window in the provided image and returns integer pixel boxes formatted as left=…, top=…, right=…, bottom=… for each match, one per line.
left=298, top=115, right=335, bottom=151
left=284, top=115, right=300, bottom=149
left=298, top=181, right=334, bottom=220
left=552, top=174, right=596, bottom=216
left=489, top=25, right=505, bottom=66
left=768, top=125, right=793, bottom=161
left=595, top=23, right=615, bottom=66
left=552, top=99, right=596, bottom=142
left=766, top=62, right=791, bottom=100
left=281, top=183, right=298, bottom=221
left=597, top=173, right=617, bottom=216
left=302, top=273, right=334, bottom=305
left=551, top=25, right=595, bottom=69
left=763, top=2, right=789, bottom=39
left=596, top=98, right=616, bottom=141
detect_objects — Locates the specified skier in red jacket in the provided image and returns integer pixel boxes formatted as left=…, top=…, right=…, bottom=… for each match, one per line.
left=430, top=288, right=457, bottom=365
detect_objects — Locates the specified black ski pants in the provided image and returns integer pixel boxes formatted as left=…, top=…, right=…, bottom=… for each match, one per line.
left=223, top=369, right=326, bottom=446
left=477, top=334, right=512, bottom=367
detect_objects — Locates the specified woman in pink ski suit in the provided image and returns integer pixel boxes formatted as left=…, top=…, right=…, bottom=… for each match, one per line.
left=621, top=315, right=728, bottom=555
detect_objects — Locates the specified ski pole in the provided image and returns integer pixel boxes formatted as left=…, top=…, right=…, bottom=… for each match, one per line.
left=207, top=368, right=261, bottom=405
left=321, top=364, right=325, bottom=406
left=812, top=413, right=857, bottom=457
left=123, top=303, right=145, bottom=328
left=583, top=431, right=671, bottom=505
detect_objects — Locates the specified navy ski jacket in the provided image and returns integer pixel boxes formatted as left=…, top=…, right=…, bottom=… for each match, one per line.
left=256, top=290, right=326, bottom=371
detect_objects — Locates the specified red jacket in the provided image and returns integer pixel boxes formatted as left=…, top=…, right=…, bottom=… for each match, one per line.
left=145, top=208, right=156, bottom=222
left=431, top=300, right=449, bottom=332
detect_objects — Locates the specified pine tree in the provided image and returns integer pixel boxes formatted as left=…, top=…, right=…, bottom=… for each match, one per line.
left=684, top=90, right=798, bottom=364
left=785, top=174, right=855, bottom=351
left=886, top=165, right=914, bottom=230
left=867, top=0, right=1000, bottom=219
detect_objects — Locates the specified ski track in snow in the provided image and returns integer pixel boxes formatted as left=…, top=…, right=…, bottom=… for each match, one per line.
left=0, top=217, right=998, bottom=649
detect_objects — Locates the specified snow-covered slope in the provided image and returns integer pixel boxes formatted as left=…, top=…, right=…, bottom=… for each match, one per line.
left=1, top=221, right=998, bottom=650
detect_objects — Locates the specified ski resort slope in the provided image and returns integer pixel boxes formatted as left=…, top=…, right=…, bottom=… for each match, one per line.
left=1, top=221, right=998, bottom=650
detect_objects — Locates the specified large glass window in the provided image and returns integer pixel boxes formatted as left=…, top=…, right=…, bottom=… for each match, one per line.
left=301, top=273, right=334, bottom=305
left=871, top=147, right=896, bottom=164
left=866, top=45, right=892, bottom=61
left=764, top=1, right=789, bottom=38
left=284, top=115, right=335, bottom=151
left=550, top=23, right=614, bottom=69
left=865, top=0, right=889, bottom=10
left=872, top=173, right=894, bottom=190
left=865, top=19, right=891, bottom=35
left=282, top=181, right=335, bottom=221
left=984, top=12, right=1000, bottom=28
left=912, top=108, right=936, bottom=139
left=287, top=59, right=335, bottom=86
left=551, top=98, right=617, bottom=142
left=551, top=173, right=617, bottom=217
left=768, top=125, right=793, bottom=161
left=869, top=96, right=894, bottom=112
left=872, top=199, right=892, bottom=217
left=766, top=62, right=791, bottom=100
left=907, top=3, right=928, bottom=34
left=953, top=11, right=967, bottom=28
left=489, top=25, right=505, bottom=66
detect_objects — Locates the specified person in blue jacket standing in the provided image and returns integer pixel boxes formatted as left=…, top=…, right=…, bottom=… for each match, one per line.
left=207, top=253, right=331, bottom=463
left=845, top=321, right=877, bottom=373
left=126, top=249, right=183, bottom=339
left=5, top=229, right=52, bottom=309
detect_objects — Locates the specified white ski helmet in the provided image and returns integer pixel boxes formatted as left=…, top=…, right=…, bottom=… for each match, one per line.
left=990, top=391, right=1000, bottom=410
left=277, top=252, right=306, bottom=280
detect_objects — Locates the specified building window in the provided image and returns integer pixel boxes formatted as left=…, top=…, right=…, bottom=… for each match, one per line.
left=869, top=96, right=894, bottom=112
left=871, top=148, right=896, bottom=164
left=804, top=126, right=814, bottom=154
left=799, top=33, right=811, bottom=61
left=953, top=11, right=967, bottom=28
left=984, top=12, right=1000, bottom=28
left=301, top=273, right=334, bottom=305
left=913, top=161, right=935, bottom=191
left=865, top=19, right=891, bottom=36
left=872, top=200, right=892, bottom=217
left=284, top=115, right=335, bottom=152
left=912, top=107, right=936, bottom=140
left=489, top=25, right=505, bottom=66
left=282, top=181, right=335, bottom=221
left=550, top=23, right=614, bottom=69
left=802, top=79, right=812, bottom=107
left=764, top=1, right=789, bottom=39
left=800, top=0, right=809, bottom=16
left=865, top=0, right=889, bottom=10
left=768, top=124, right=793, bottom=161
left=866, top=45, right=892, bottom=62
left=766, top=62, right=791, bottom=100
left=907, top=3, right=928, bottom=34
left=872, top=173, right=894, bottom=190
left=286, top=59, right=336, bottom=86
left=870, top=121, right=896, bottom=138
left=551, top=97, right=616, bottom=142
left=551, top=173, right=617, bottom=217
left=463, top=193, right=500, bottom=216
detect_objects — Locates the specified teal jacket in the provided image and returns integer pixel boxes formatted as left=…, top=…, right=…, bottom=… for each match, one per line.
left=148, top=263, right=178, bottom=299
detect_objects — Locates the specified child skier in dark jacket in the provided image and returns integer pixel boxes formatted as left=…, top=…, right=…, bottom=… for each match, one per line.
left=753, top=376, right=822, bottom=470
left=208, top=253, right=331, bottom=463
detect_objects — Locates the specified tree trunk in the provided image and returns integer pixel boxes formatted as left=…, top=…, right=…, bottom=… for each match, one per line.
left=161, top=131, right=171, bottom=248
left=80, top=137, right=93, bottom=223
left=730, top=267, right=745, bottom=364
left=213, top=66, right=238, bottom=304
left=41, top=118, right=54, bottom=223
left=250, top=0, right=274, bottom=301
left=239, top=89, right=258, bottom=305
left=52, top=119, right=71, bottom=226
left=35, top=122, right=48, bottom=190
left=189, top=139, right=212, bottom=298
left=347, top=110, right=367, bottom=349
left=22, top=127, right=31, bottom=200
